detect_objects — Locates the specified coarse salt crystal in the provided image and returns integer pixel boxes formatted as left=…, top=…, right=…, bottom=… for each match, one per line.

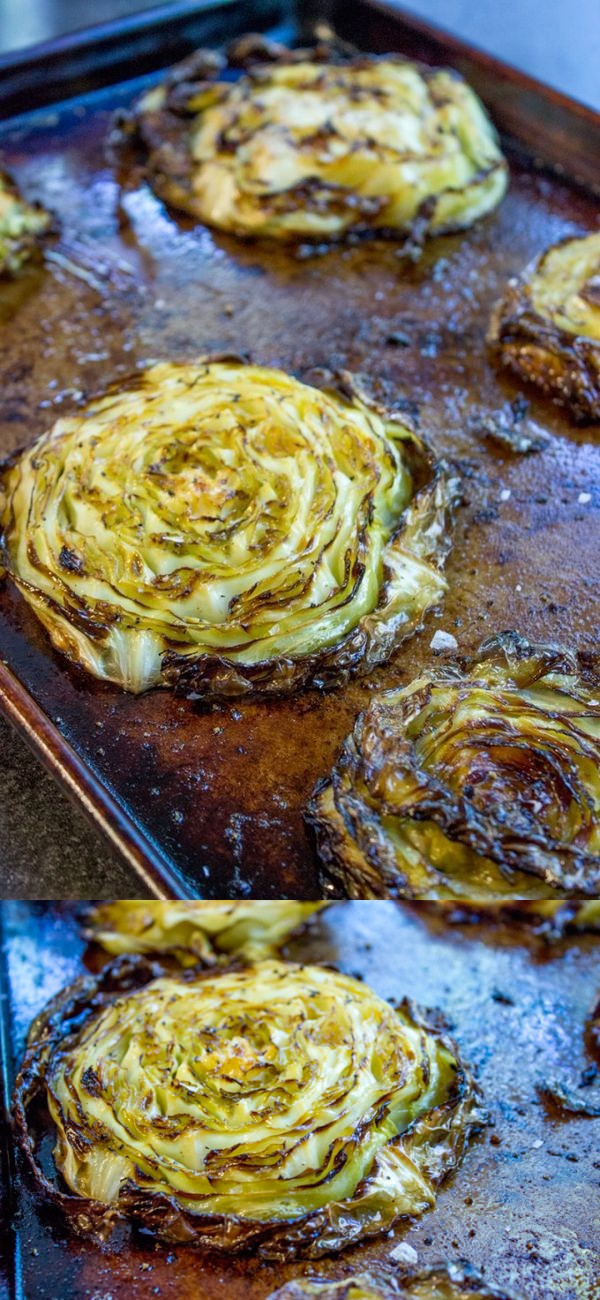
left=430, top=630, right=458, bottom=654
left=389, top=1243, right=419, bottom=1265
left=578, top=492, right=591, bottom=504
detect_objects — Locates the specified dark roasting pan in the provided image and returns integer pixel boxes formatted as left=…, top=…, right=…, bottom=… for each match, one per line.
left=0, top=0, right=598, bottom=899
left=1, top=900, right=599, bottom=1299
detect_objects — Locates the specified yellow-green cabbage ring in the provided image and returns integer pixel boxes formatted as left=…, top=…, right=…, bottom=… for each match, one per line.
left=85, top=900, right=327, bottom=964
left=125, top=37, right=508, bottom=243
left=14, top=958, right=484, bottom=1257
left=0, top=169, right=51, bottom=275
left=267, top=1260, right=520, bottom=1299
left=311, top=632, right=600, bottom=900
left=0, top=358, right=457, bottom=697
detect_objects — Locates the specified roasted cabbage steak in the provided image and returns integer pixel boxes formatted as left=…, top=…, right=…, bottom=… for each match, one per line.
left=489, top=231, right=600, bottom=423
left=0, top=169, right=51, bottom=275
left=14, top=956, right=483, bottom=1256
left=85, top=900, right=327, bottom=963
left=266, top=1261, right=520, bottom=1299
left=0, top=358, right=456, bottom=696
left=309, top=632, right=600, bottom=900
left=115, top=36, right=508, bottom=243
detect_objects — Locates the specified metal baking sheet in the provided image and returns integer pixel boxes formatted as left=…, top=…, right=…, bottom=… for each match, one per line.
left=1, top=900, right=599, bottom=1298
left=0, top=0, right=598, bottom=898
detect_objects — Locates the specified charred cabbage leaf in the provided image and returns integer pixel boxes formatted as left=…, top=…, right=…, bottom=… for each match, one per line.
left=0, top=357, right=456, bottom=696
left=586, top=995, right=600, bottom=1066
left=14, top=956, right=483, bottom=1256
left=266, top=1260, right=520, bottom=1299
left=489, top=231, right=600, bottom=423
left=309, top=632, right=600, bottom=900
left=116, top=36, right=507, bottom=243
left=0, top=169, right=51, bottom=275
left=86, top=901, right=327, bottom=964
left=433, top=901, right=600, bottom=936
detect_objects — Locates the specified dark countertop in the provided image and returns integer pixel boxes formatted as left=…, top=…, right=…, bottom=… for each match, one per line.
left=0, top=717, right=141, bottom=897
left=0, top=0, right=598, bottom=900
